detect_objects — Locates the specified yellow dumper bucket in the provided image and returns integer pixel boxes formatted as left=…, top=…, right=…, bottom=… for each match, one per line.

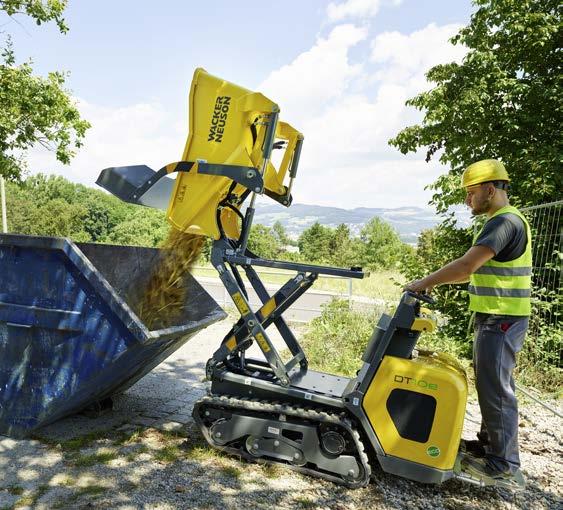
left=97, top=68, right=303, bottom=240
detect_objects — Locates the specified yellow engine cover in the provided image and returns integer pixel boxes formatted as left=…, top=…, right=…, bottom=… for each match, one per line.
left=363, top=352, right=467, bottom=471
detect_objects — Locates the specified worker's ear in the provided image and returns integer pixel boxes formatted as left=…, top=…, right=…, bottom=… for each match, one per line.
left=487, top=182, right=496, bottom=198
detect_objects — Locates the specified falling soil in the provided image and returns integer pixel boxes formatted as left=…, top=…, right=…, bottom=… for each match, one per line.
left=133, top=228, right=204, bottom=330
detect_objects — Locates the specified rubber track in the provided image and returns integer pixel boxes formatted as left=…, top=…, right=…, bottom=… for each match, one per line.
left=193, top=394, right=372, bottom=488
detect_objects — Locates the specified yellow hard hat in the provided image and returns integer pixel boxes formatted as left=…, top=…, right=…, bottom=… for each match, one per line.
left=461, top=159, right=510, bottom=188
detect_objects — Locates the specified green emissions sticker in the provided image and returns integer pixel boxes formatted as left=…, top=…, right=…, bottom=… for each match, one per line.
left=427, top=446, right=441, bottom=458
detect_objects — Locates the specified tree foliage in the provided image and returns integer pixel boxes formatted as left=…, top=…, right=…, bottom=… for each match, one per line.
left=0, top=1, right=68, bottom=32
left=297, top=219, right=405, bottom=269
left=389, top=0, right=562, bottom=212
left=359, top=217, right=404, bottom=270
left=0, top=1, right=89, bottom=180
left=5, top=174, right=170, bottom=247
left=272, top=220, right=292, bottom=246
left=248, top=224, right=282, bottom=259
left=297, top=222, right=333, bottom=264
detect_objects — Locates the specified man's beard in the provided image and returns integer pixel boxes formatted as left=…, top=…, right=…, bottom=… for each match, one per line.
left=471, top=197, right=492, bottom=216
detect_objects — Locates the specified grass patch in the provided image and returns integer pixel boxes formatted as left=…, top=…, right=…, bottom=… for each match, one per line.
left=184, top=445, right=218, bottom=461
left=76, top=485, right=107, bottom=497
left=125, top=444, right=150, bottom=462
left=58, top=476, right=76, bottom=487
left=36, top=429, right=111, bottom=452
left=37, top=426, right=150, bottom=453
left=154, top=444, right=181, bottom=463
left=157, top=428, right=189, bottom=440
left=53, top=484, right=108, bottom=509
left=218, top=463, right=242, bottom=478
left=14, top=485, right=49, bottom=508
left=73, top=450, right=118, bottom=467
left=179, top=433, right=222, bottom=462
left=261, top=462, right=284, bottom=479
left=6, top=485, right=24, bottom=496
left=114, top=427, right=145, bottom=445
left=300, top=299, right=379, bottom=377
left=294, top=496, right=317, bottom=508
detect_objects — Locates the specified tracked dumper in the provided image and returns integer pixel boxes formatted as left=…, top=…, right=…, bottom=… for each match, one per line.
left=99, top=68, right=486, bottom=488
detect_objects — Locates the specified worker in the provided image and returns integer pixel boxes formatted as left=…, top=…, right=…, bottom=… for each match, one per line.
left=405, top=159, right=531, bottom=491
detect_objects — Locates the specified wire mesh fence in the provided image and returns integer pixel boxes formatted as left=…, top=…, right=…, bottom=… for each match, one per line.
left=521, top=200, right=562, bottom=375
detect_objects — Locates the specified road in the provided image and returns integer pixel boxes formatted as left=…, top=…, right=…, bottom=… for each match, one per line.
left=194, top=276, right=381, bottom=323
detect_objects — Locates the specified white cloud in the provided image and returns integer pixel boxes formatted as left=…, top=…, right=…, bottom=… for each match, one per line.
left=258, top=22, right=467, bottom=209
left=294, top=158, right=444, bottom=209
left=371, top=23, right=465, bottom=90
left=259, top=24, right=367, bottom=123
left=26, top=99, right=186, bottom=188
left=327, top=0, right=382, bottom=22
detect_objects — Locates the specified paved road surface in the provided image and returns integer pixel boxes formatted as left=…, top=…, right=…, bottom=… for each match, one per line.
left=195, top=276, right=381, bottom=323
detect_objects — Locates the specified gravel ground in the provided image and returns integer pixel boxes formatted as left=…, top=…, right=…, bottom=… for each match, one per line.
left=0, top=319, right=561, bottom=510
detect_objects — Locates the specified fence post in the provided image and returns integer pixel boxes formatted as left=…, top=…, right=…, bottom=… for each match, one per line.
left=348, top=277, right=353, bottom=309
left=0, top=176, right=7, bottom=233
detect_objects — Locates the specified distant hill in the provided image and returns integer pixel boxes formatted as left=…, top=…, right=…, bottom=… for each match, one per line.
left=254, top=202, right=443, bottom=244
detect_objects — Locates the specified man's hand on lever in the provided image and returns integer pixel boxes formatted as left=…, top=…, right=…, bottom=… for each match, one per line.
left=404, top=279, right=434, bottom=295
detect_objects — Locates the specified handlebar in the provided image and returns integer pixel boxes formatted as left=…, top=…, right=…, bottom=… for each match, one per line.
left=404, top=290, right=436, bottom=305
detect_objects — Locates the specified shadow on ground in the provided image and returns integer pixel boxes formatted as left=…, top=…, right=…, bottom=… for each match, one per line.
left=1, top=322, right=560, bottom=510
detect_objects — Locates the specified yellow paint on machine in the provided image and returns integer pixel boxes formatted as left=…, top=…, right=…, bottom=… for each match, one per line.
left=260, top=298, right=276, bottom=319
left=232, top=292, right=250, bottom=316
left=362, top=354, right=467, bottom=470
left=255, top=333, right=271, bottom=353
left=225, top=335, right=237, bottom=351
left=411, top=317, right=437, bottom=332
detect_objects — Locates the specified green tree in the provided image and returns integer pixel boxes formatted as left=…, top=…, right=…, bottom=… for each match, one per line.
left=359, top=217, right=404, bottom=270
left=5, top=174, right=174, bottom=246
left=1, top=1, right=68, bottom=32
left=12, top=173, right=131, bottom=242
left=389, top=0, right=561, bottom=211
left=0, top=1, right=89, bottom=180
left=298, top=222, right=333, bottom=263
left=248, top=223, right=282, bottom=259
left=5, top=181, right=90, bottom=240
left=272, top=220, right=292, bottom=246
left=106, top=207, right=169, bottom=248
left=328, top=223, right=361, bottom=268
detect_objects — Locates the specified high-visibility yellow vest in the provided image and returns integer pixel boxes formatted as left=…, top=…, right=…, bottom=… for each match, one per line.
left=469, top=205, right=533, bottom=316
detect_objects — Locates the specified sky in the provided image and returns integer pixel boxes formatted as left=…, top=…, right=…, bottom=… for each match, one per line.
left=2, top=0, right=474, bottom=210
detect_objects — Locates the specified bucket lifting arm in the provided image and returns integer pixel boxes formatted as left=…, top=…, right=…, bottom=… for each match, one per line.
left=97, top=161, right=265, bottom=211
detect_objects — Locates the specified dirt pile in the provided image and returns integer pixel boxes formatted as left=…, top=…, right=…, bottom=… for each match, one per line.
left=134, top=229, right=204, bottom=330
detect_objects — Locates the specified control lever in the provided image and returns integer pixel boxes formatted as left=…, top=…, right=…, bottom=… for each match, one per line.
left=405, top=290, right=436, bottom=305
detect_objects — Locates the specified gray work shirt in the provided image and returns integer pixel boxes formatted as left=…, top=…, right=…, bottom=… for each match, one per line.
left=474, top=213, right=527, bottom=262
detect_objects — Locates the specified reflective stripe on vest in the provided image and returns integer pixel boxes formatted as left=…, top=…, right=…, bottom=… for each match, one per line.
left=473, top=266, right=531, bottom=276
left=468, top=285, right=531, bottom=298
left=469, top=205, right=533, bottom=316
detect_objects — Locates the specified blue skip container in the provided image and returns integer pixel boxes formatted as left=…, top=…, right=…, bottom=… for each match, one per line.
left=0, top=234, right=226, bottom=438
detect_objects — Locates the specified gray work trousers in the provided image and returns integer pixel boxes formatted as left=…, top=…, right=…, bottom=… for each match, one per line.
left=473, top=312, right=529, bottom=474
